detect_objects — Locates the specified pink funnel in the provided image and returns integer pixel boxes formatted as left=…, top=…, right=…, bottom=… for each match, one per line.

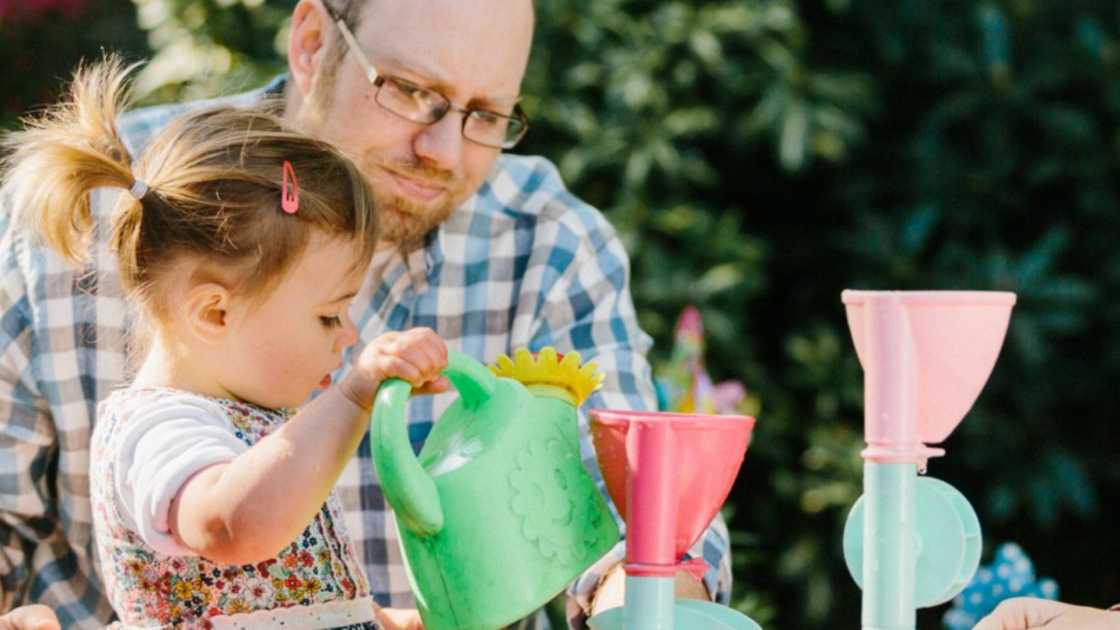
left=589, top=410, right=755, bottom=573
left=842, top=290, right=1015, bottom=462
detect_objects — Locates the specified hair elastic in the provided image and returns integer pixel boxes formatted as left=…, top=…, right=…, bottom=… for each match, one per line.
left=128, top=178, right=149, bottom=200
left=281, top=160, right=299, bottom=214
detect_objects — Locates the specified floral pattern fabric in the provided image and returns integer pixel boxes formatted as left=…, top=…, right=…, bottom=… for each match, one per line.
left=92, top=388, right=372, bottom=630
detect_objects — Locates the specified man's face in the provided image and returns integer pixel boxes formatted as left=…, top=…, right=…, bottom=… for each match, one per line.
left=299, top=0, right=534, bottom=244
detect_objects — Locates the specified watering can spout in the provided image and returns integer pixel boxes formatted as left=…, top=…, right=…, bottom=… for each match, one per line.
left=488, top=347, right=605, bottom=450
left=489, top=347, right=605, bottom=407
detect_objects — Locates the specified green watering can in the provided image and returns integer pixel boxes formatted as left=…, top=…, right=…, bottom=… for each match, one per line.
left=371, top=348, right=620, bottom=630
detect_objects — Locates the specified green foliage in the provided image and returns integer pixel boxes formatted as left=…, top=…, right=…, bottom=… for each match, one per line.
left=129, top=0, right=294, bottom=102
left=6, top=1, right=1120, bottom=628
left=527, top=0, right=1120, bottom=627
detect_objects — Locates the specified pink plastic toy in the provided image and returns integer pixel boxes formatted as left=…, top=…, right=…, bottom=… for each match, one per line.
left=841, top=290, right=1015, bottom=630
left=587, top=410, right=762, bottom=630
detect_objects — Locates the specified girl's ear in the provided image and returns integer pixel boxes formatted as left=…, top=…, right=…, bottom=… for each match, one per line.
left=183, top=283, right=233, bottom=343
left=289, top=0, right=329, bottom=96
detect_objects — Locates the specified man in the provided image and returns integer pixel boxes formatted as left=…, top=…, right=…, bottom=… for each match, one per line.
left=0, top=0, right=733, bottom=628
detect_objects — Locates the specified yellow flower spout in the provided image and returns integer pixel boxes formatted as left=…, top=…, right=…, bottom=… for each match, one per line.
left=488, top=347, right=605, bottom=407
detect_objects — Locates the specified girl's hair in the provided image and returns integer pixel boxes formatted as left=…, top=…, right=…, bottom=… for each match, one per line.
left=0, top=55, right=378, bottom=317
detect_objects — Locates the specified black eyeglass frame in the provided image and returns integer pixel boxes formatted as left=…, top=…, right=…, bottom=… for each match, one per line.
left=321, top=2, right=530, bottom=150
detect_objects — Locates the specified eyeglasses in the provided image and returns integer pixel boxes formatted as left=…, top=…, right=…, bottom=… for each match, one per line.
left=322, top=3, right=530, bottom=150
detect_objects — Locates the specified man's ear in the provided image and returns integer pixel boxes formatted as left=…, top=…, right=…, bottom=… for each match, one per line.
left=289, top=0, right=329, bottom=96
left=183, top=283, right=234, bottom=344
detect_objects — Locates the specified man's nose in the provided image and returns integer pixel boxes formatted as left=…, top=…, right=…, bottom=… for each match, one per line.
left=413, top=111, right=465, bottom=171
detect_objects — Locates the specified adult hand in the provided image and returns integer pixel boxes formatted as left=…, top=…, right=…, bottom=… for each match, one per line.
left=376, top=606, right=425, bottom=630
left=0, top=604, right=61, bottom=630
left=588, top=563, right=709, bottom=617
left=973, top=598, right=1120, bottom=630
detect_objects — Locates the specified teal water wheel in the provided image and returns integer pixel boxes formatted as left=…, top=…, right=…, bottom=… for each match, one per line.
left=843, top=476, right=982, bottom=608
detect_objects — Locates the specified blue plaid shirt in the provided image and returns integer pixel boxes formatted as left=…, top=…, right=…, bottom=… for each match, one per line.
left=0, top=78, right=732, bottom=629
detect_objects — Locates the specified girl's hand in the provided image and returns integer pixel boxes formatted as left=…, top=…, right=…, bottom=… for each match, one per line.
left=340, top=328, right=450, bottom=409
left=376, top=607, right=425, bottom=630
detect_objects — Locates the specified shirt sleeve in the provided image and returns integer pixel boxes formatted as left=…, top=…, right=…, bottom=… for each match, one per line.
left=110, top=394, right=247, bottom=556
left=0, top=225, right=55, bottom=606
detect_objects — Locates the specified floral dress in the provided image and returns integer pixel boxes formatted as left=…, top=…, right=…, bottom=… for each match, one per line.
left=91, top=388, right=380, bottom=630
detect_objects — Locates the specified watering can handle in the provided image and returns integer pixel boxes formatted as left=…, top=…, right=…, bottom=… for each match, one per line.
left=370, top=350, right=497, bottom=537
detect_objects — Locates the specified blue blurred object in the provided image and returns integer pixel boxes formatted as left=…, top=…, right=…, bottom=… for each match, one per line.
left=653, top=377, right=672, bottom=412
left=942, top=542, right=1059, bottom=630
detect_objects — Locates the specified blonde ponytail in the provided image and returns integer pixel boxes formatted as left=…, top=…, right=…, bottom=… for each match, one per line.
left=0, top=55, right=141, bottom=267
left=2, top=54, right=378, bottom=321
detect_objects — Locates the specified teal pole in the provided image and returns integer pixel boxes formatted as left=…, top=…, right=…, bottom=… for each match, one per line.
left=863, top=461, right=917, bottom=630
left=624, top=575, right=675, bottom=630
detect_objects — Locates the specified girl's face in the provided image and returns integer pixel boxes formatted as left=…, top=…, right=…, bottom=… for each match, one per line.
left=219, top=234, right=366, bottom=409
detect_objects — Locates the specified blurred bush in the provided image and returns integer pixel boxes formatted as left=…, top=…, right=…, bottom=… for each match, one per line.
left=528, top=2, right=1120, bottom=627
left=128, top=0, right=293, bottom=101
left=4, top=1, right=1120, bottom=628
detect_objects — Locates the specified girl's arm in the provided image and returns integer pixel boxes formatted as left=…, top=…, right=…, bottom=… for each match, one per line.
left=168, top=328, right=448, bottom=565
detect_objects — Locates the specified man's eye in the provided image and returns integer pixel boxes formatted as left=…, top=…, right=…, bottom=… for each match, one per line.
left=471, top=110, right=503, bottom=128
left=393, top=79, right=421, bottom=96
left=320, top=316, right=343, bottom=330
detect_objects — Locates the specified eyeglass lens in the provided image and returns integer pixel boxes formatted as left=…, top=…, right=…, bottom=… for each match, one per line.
left=377, top=77, right=526, bottom=148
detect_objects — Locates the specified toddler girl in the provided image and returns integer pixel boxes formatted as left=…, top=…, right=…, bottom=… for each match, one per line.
left=0, top=58, right=445, bottom=630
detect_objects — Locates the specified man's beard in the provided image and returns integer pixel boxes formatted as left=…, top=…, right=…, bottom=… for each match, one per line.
left=364, top=157, right=460, bottom=244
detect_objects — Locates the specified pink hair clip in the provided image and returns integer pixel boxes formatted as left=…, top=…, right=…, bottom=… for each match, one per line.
left=281, top=160, right=299, bottom=214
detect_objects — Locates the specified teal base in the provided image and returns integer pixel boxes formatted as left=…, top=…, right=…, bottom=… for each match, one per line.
left=586, top=575, right=763, bottom=630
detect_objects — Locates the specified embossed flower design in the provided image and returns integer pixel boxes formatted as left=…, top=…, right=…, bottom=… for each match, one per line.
left=509, top=438, right=604, bottom=566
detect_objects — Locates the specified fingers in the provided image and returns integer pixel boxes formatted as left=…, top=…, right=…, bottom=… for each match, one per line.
left=410, top=375, right=451, bottom=396
left=972, top=598, right=1079, bottom=630
left=0, top=605, right=61, bottom=630
left=339, top=328, right=449, bottom=409
left=376, top=606, right=426, bottom=630
left=360, top=328, right=448, bottom=388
